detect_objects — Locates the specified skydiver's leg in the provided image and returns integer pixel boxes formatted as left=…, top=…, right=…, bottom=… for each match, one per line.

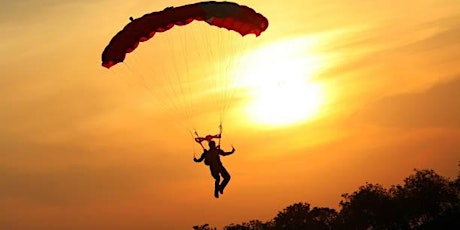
left=210, top=168, right=220, bottom=198
left=219, top=166, right=231, bottom=194
left=214, top=177, right=220, bottom=198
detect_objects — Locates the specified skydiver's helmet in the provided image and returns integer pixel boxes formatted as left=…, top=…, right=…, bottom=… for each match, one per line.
left=208, top=140, right=216, bottom=148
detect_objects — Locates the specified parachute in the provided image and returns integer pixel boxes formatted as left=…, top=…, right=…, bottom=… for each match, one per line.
left=101, top=1, right=268, bottom=68
left=101, top=2, right=268, bottom=147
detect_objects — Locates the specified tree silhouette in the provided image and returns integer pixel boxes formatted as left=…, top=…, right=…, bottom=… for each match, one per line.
left=389, top=169, right=460, bottom=229
left=272, top=202, right=338, bottom=230
left=193, top=223, right=216, bottom=230
left=335, top=183, right=395, bottom=229
left=306, top=207, right=338, bottom=230
left=207, top=168, right=459, bottom=230
left=273, top=202, right=311, bottom=229
left=224, top=219, right=270, bottom=230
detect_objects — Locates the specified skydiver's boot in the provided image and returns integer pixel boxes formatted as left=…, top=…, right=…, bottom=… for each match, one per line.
left=214, top=188, right=219, bottom=198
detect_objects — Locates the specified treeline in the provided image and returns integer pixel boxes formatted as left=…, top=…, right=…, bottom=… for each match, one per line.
left=194, top=168, right=460, bottom=230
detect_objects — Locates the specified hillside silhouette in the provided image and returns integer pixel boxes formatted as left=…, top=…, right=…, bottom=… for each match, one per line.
left=193, top=168, right=460, bottom=230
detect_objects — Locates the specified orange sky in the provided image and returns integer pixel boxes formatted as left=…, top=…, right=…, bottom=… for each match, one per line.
left=1, top=0, right=460, bottom=229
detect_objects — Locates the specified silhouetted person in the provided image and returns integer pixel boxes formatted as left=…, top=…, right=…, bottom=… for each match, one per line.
left=194, top=140, right=235, bottom=198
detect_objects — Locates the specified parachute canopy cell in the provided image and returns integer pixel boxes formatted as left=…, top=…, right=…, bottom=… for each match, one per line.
left=101, top=1, right=269, bottom=68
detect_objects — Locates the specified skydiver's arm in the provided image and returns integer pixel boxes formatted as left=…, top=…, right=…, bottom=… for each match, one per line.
left=194, top=150, right=207, bottom=162
left=221, top=147, right=235, bottom=156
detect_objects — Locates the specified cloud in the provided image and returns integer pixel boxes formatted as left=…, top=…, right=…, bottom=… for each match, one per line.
left=315, top=14, right=460, bottom=80
left=401, top=15, right=460, bottom=58
left=355, top=76, right=460, bottom=128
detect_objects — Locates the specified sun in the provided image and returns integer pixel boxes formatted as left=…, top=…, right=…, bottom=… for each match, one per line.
left=247, top=82, right=323, bottom=126
left=233, top=37, right=325, bottom=127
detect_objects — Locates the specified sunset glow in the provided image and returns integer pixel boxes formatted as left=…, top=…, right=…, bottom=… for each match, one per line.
left=234, top=37, right=325, bottom=126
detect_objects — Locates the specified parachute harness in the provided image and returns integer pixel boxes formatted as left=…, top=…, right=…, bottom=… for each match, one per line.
left=194, top=123, right=223, bottom=150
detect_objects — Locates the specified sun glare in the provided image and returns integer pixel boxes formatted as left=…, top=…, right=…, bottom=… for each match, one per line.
left=234, top=37, right=325, bottom=127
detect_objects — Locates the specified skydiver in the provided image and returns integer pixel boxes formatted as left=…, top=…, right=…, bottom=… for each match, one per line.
left=194, top=140, right=235, bottom=198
